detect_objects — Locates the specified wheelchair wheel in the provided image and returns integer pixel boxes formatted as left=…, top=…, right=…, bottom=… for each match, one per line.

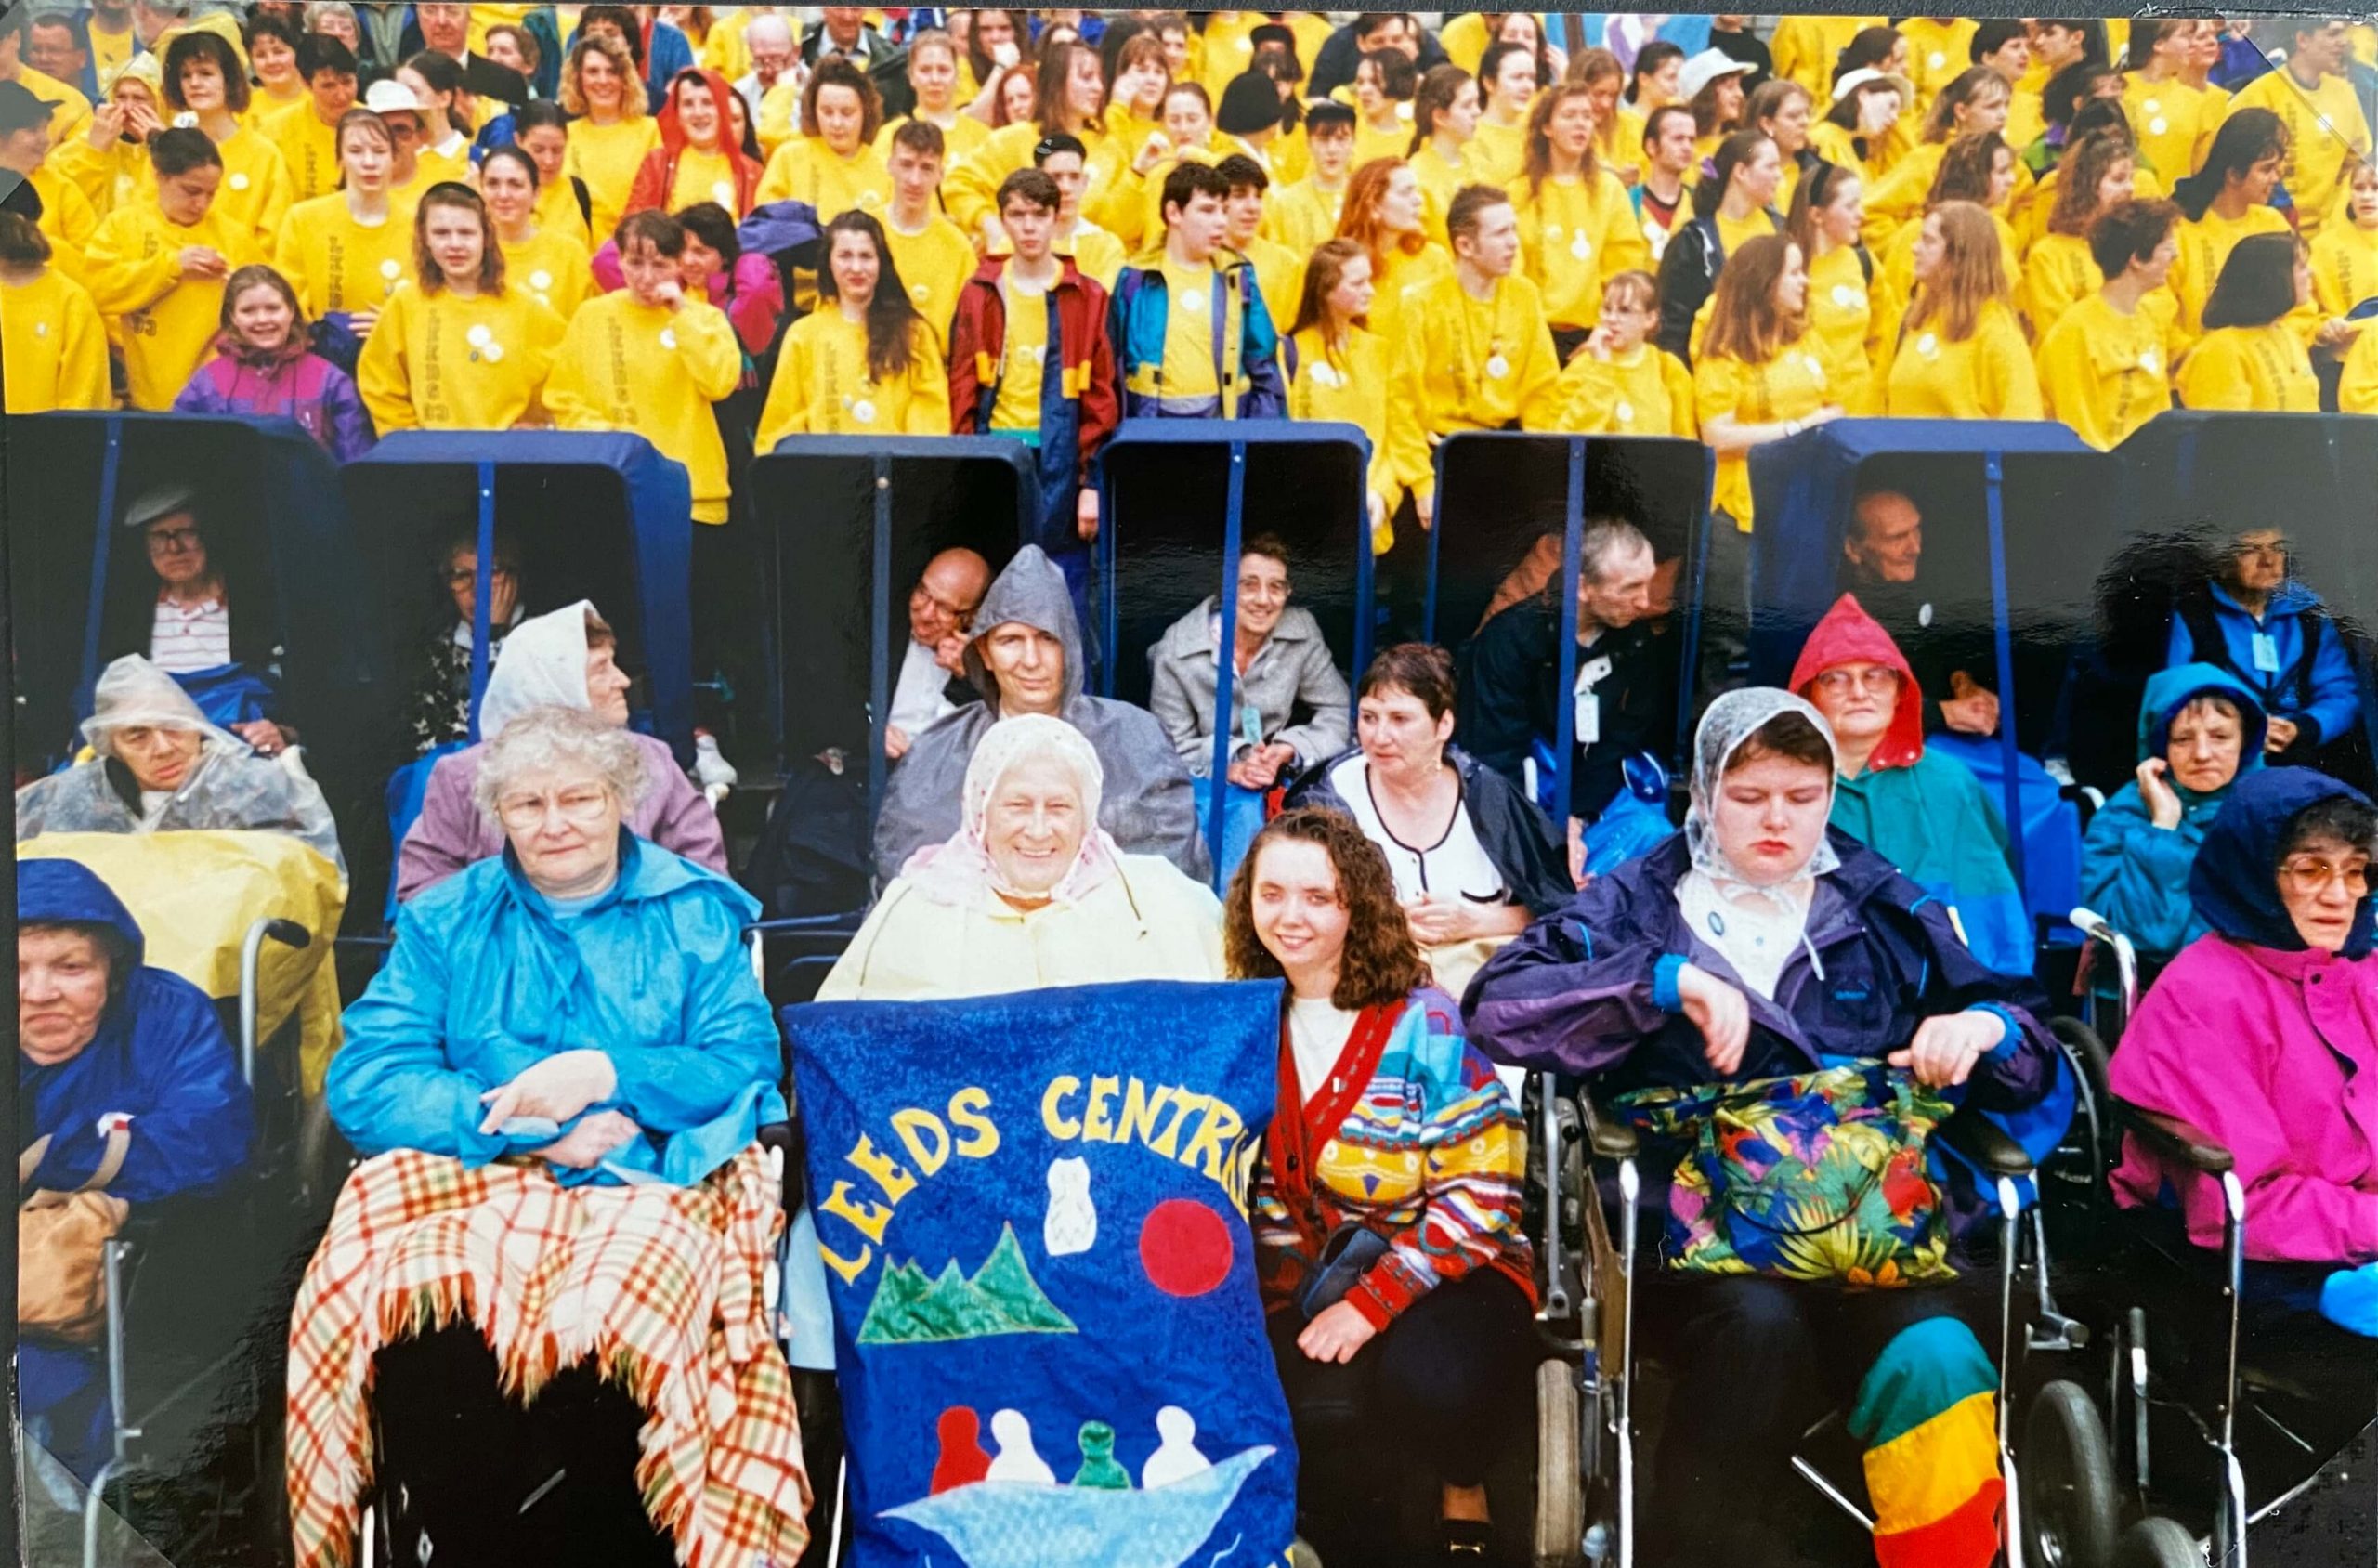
left=1534, top=1358, right=1583, bottom=1567
left=2111, top=1516, right=2202, bottom=1568
left=2023, top=1379, right=2119, bottom=1568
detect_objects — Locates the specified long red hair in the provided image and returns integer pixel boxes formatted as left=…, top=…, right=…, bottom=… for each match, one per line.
left=1336, top=157, right=1429, bottom=279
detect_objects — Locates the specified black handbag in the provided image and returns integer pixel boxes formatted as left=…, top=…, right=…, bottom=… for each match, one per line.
left=1294, top=1223, right=1392, bottom=1321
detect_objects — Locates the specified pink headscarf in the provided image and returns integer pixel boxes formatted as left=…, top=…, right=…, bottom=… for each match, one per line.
left=900, top=714, right=1123, bottom=909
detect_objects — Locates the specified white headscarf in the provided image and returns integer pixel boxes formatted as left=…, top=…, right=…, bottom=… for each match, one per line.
left=81, top=654, right=241, bottom=760
left=901, top=713, right=1124, bottom=909
left=1678, top=688, right=1841, bottom=1000
left=477, top=600, right=598, bottom=739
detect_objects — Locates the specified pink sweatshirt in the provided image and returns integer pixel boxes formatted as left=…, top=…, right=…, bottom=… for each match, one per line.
left=2110, top=934, right=2378, bottom=1264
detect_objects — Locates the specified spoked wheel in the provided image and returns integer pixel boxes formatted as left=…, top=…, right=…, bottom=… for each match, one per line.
left=1534, top=1359, right=1583, bottom=1567
left=2112, top=1516, right=2204, bottom=1568
left=2023, top=1379, right=2120, bottom=1568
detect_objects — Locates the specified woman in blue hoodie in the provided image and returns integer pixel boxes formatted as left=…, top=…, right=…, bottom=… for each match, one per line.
left=2080, top=663, right=2267, bottom=961
left=18, top=859, right=253, bottom=1482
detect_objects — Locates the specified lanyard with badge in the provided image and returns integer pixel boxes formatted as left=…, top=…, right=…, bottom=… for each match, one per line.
left=1574, top=652, right=1614, bottom=746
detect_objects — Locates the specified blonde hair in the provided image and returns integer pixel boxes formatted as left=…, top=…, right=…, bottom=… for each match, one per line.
left=559, top=32, right=647, bottom=119
left=1906, top=201, right=2008, bottom=342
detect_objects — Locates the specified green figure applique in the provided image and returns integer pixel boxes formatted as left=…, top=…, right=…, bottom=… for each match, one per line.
left=1069, top=1421, right=1130, bottom=1489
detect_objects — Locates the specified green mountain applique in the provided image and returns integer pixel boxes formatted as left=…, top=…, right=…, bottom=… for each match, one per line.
left=857, top=1222, right=1079, bottom=1345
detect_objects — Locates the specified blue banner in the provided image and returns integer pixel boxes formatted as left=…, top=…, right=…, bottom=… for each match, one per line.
left=785, top=979, right=1299, bottom=1568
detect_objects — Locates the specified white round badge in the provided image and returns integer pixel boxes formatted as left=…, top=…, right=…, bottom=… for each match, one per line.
left=379, top=259, right=402, bottom=281
left=33, top=321, right=46, bottom=337
left=852, top=398, right=878, bottom=424
left=483, top=343, right=504, bottom=363
left=529, top=269, right=554, bottom=292
left=1802, top=354, right=1825, bottom=385
left=712, top=181, right=735, bottom=207
left=1918, top=602, right=1935, bottom=629
left=1831, top=282, right=1857, bottom=308
left=1614, top=399, right=1635, bottom=425
left=1570, top=230, right=1592, bottom=261
left=1916, top=332, right=1940, bottom=357
left=659, top=328, right=678, bottom=349
left=2140, top=347, right=2161, bottom=375
left=1928, top=51, right=1946, bottom=72
left=1179, top=288, right=1206, bottom=313
left=466, top=324, right=492, bottom=347
left=1485, top=353, right=1510, bottom=380
left=229, top=172, right=250, bottom=191
left=2149, top=117, right=2169, bottom=137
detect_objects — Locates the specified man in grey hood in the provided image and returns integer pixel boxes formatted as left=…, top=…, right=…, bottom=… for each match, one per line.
left=873, top=546, right=1210, bottom=884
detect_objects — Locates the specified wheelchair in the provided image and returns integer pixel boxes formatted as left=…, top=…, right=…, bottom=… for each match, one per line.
left=2051, top=911, right=2372, bottom=1567
left=56, top=917, right=317, bottom=1568
left=1515, top=1026, right=2177, bottom=1568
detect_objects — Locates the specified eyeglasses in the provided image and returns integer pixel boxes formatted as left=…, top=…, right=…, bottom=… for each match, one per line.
left=147, top=526, right=202, bottom=551
left=496, top=788, right=613, bottom=831
left=1814, top=666, right=1901, bottom=695
left=447, top=566, right=515, bottom=588
left=2279, top=857, right=2371, bottom=897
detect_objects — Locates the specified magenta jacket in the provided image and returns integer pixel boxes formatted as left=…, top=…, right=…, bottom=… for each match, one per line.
left=173, top=350, right=376, bottom=462
left=394, top=730, right=728, bottom=903
left=2110, top=934, right=2378, bottom=1264
left=590, top=242, right=784, bottom=359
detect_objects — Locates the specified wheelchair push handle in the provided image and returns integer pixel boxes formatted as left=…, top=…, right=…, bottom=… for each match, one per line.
left=2112, top=1102, right=2236, bottom=1176
left=239, top=916, right=316, bottom=1089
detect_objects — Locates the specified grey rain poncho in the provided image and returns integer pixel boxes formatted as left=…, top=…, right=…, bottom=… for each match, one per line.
left=871, top=546, right=1209, bottom=884
left=17, top=654, right=346, bottom=878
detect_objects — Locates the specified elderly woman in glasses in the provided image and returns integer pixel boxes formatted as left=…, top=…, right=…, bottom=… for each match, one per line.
left=298, top=704, right=804, bottom=1567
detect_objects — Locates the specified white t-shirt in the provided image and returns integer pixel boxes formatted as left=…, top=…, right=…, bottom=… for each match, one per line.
left=1287, top=994, right=1360, bottom=1105
left=889, top=638, right=956, bottom=737
left=1329, top=754, right=1509, bottom=907
left=150, top=595, right=231, bottom=673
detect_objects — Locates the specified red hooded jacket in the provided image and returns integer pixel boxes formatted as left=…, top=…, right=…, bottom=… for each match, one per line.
left=1786, top=593, right=1927, bottom=771
left=625, top=68, right=763, bottom=221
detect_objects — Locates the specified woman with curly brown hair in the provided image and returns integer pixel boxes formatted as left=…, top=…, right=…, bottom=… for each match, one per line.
left=1227, top=805, right=1534, bottom=1564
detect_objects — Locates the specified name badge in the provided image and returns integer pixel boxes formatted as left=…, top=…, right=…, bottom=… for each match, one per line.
left=1574, top=689, right=1601, bottom=745
left=2253, top=631, right=2282, bottom=673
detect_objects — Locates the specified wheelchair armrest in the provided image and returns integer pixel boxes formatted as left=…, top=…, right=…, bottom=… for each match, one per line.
left=2111, top=1098, right=2235, bottom=1175
left=1574, top=1087, right=1639, bottom=1162
left=1935, top=1107, right=2033, bottom=1178
left=758, top=1121, right=805, bottom=1209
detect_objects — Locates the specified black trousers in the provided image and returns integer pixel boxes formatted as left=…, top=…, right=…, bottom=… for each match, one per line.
left=370, top=1324, right=677, bottom=1568
left=1638, top=1274, right=1992, bottom=1565
left=1267, top=1269, right=1535, bottom=1561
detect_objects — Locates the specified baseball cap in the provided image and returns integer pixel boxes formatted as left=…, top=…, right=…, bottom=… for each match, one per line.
left=124, top=485, right=199, bottom=530
left=361, top=77, right=424, bottom=116
left=0, top=79, right=61, bottom=136
left=1676, top=48, right=1754, bottom=107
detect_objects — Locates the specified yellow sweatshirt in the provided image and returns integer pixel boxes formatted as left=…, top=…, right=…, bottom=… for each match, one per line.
left=209, top=125, right=295, bottom=260
left=534, top=174, right=594, bottom=252
left=1410, top=138, right=1478, bottom=248
left=1365, top=240, right=1455, bottom=359
left=945, top=120, right=1117, bottom=241
left=1901, top=20, right=1980, bottom=113
left=2035, top=292, right=2174, bottom=451
left=883, top=212, right=979, bottom=347
left=1551, top=342, right=1698, bottom=438
left=1770, top=17, right=1876, bottom=101
left=1265, top=176, right=1349, bottom=258
left=262, top=98, right=345, bottom=203
left=275, top=193, right=412, bottom=318
left=1286, top=324, right=1404, bottom=549
left=2337, top=321, right=2378, bottom=413
left=755, top=307, right=951, bottom=453
left=1387, top=269, right=1561, bottom=507
left=756, top=134, right=891, bottom=216
left=1236, top=233, right=1305, bottom=333
left=2310, top=219, right=2378, bottom=320
left=84, top=199, right=260, bottom=409
left=543, top=292, right=742, bottom=521
left=0, top=267, right=112, bottom=412
left=1885, top=298, right=2044, bottom=420
left=50, top=131, right=149, bottom=220
left=2169, top=204, right=2293, bottom=342
left=2123, top=74, right=2216, bottom=202
left=1513, top=168, right=1652, bottom=333
left=873, top=111, right=989, bottom=169
left=25, top=163, right=97, bottom=284
left=498, top=225, right=595, bottom=320
left=2175, top=321, right=2319, bottom=411
left=1803, top=242, right=1879, bottom=415
left=563, top=116, right=662, bottom=243
left=2227, top=66, right=2372, bottom=237
left=1694, top=335, right=1846, bottom=528
left=356, top=282, right=566, bottom=431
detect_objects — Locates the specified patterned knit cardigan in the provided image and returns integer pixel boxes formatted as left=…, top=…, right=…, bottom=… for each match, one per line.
left=1252, top=987, right=1535, bottom=1326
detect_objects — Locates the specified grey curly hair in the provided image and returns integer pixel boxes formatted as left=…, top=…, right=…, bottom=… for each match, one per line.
left=471, top=705, right=648, bottom=824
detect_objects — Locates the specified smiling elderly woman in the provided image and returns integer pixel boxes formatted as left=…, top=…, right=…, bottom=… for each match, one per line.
left=291, top=706, right=805, bottom=1568
left=818, top=713, right=1224, bottom=1000
left=16, top=653, right=345, bottom=877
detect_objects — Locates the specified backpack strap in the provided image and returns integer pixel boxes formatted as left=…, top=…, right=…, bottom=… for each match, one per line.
left=18, top=1125, right=131, bottom=1195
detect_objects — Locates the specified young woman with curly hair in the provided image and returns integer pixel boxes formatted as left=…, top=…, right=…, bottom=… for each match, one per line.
left=1226, top=804, right=1534, bottom=1565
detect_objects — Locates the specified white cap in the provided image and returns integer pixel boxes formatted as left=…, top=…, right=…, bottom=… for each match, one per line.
left=1676, top=48, right=1754, bottom=107
left=1831, top=68, right=1890, bottom=100
left=361, top=77, right=424, bottom=116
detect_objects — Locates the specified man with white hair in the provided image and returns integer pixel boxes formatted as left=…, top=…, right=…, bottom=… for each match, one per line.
left=409, top=0, right=528, bottom=105
left=732, top=12, right=798, bottom=124
left=395, top=600, right=725, bottom=901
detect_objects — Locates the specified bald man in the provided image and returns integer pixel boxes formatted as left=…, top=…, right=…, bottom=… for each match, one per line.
left=888, top=547, right=994, bottom=759
left=733, top=12, right=797, bottom=124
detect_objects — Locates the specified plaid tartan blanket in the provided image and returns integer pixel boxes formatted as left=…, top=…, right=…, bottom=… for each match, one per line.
left=286, top=1145, right=810, bottom=1568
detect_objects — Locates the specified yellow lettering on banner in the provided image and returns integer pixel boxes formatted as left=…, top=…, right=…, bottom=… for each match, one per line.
left=818, top=1179, right=894, bottom=1245
left=1116, top=1078, right=1173, bottom=1144
left=1041, top=1074, right=1083, bottom=1139
left=1181, top=1099, right=1247, bottom=1183
left=947, top=1086, right=1000, bottom=1158
left=1147, top=1089, right=1202, bottom=1158
left=1080, top=1075, right=1120, bottom=1143
left=848, top=1132, right=917, bottom=1206
left=817, top=1235, right=873, bottom=1286
left=891, top=1108, right=951, bottom=1177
